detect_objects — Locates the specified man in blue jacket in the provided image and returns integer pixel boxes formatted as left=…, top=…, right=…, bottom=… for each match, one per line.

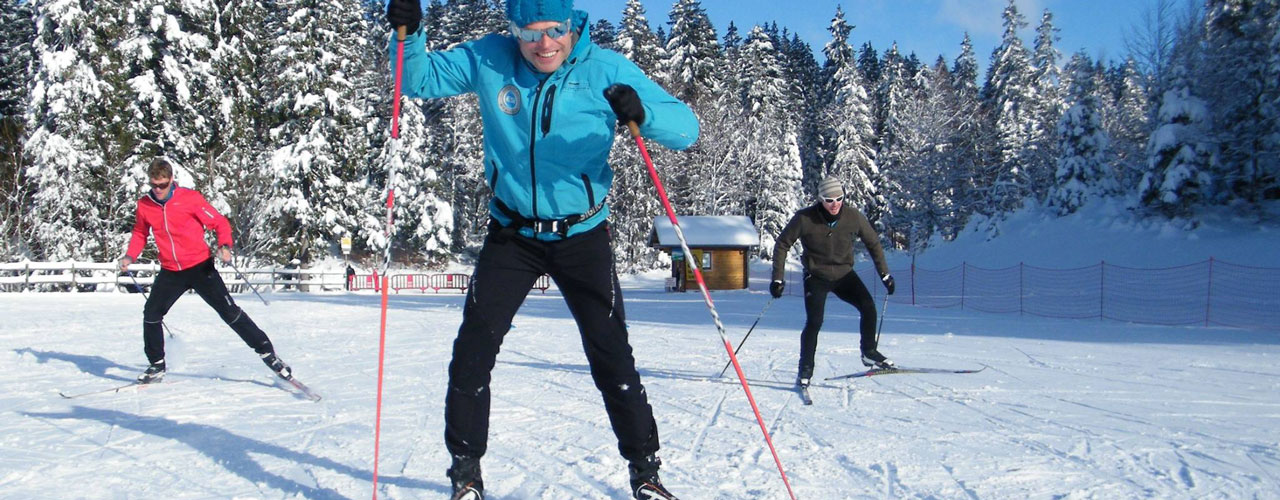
left=386, top=0, right=698, bottom=498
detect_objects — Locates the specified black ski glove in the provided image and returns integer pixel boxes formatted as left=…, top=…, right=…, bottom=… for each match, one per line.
left=769, top=280, right=785, bottom=298
left=881, top=274, right=895, bottom=295
left=387, top=0, right=422, bottom=34
left=604, top=84, right=645, bottom=126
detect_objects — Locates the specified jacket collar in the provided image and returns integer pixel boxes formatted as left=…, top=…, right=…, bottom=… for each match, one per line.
left=146, top=183, right=179, bottom=205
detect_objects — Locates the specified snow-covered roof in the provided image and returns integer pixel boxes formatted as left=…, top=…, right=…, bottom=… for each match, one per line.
left=649, top=216, right=759, bottom=248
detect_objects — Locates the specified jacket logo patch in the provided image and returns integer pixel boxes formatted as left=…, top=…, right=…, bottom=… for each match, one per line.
left=498, top=85, right=521, bottom=115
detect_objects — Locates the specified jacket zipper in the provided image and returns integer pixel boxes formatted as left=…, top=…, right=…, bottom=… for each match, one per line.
left=581, top=174, right=594, bottom=207
left=160, top=202, right=182, bottom=270
left=528, top=78, right=549, bottom=219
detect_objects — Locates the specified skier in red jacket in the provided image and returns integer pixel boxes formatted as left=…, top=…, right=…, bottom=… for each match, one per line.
left=118, top=158, right=291, bottom=384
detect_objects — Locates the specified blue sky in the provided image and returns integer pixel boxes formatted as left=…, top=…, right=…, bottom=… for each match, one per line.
left=576, top=0, right=1153, bottom=70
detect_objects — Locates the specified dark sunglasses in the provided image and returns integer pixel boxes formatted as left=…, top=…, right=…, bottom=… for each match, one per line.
left=149, top=180, right=172, bottom=191
left=822, top=195, right=844, bottom=204
left=509, top=19, right=571, bottom=43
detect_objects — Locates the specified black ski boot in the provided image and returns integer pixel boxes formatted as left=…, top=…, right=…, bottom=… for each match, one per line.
left=447, top=455, right=484, bottom=500
left=629, top=455, right=679, bottom=499
left=260, top=352, right=292, bottom=380
left=137, top=360, right=166, bottom=384
left=860, top=349, right=896, bottom=370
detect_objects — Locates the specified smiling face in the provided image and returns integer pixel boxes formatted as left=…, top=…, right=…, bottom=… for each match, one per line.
left=822, top=196, right=843, bottom=216
left=516, top=20, right=575, bottom=73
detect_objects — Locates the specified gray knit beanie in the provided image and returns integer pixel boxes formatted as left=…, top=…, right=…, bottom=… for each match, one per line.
left=817, top=176, right=844, bottom=199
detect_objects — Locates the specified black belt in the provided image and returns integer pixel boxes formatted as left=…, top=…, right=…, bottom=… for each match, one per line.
left=494, top=198, right=605, bottom=237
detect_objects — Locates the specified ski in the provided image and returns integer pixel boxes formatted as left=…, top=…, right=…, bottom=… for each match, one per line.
left=273, top=373, right=322, bottom=402
left=706, top=376, right=841, bottom=391
left=797, top=385, right=813, bottom=405
left=58, top=380, right=167, bottom=399
left=825, top=365, right=987, bottom=381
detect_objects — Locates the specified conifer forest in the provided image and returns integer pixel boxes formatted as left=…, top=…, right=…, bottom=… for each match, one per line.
left=1, top=0, right=1276, bottom=270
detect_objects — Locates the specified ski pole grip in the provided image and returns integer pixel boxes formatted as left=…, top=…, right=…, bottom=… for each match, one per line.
left=626, top=121, right=640, bottom=139
left=396, top=26, right=407, bottom=41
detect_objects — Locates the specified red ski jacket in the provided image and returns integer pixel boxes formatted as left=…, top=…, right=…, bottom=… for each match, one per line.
left=126, top=186, right=232, bottom=271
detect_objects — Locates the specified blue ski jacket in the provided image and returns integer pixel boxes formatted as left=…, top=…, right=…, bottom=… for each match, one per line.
left=390, top=10, right=700, bottom=240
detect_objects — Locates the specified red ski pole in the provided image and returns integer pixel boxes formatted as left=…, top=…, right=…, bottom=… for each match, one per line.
left=371, top=24, right=407, bottom=500
left=627, top=122, right=797, bottom=500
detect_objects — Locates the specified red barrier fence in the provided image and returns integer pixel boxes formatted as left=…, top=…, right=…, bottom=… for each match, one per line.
left=842, top=258, right=1280, bottom=330
left=349, top=272, right=552, bottom=294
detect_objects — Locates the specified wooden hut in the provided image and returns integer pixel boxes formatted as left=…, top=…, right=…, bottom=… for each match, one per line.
left=649, top=216, right=759, bottom=291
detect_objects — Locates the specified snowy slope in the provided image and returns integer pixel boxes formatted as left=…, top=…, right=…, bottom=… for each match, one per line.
left=4, top=279, right=1279, bottom=499
left=4, top=201, right=1280, bottom=499
left=905, top=199, right=1280, bottom=268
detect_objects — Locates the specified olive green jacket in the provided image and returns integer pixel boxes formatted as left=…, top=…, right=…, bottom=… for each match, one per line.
left=771, top=203, right=889, bottom=283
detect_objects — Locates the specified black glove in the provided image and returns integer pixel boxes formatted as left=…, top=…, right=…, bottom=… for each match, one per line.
left=769, top=280, right=784, bottom=298
left=386, top=0, right=422, bottom=34
left=881, top=274, right=895, bottom=295
left=603, top=84, right=645, bottom=125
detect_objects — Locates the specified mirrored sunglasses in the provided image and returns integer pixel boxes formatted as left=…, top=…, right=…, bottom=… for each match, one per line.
left=509, top=19, right=571, bottom=43
left=149, top=180, right=172, bottom=191
left=822, top=195, right=844, bottom=204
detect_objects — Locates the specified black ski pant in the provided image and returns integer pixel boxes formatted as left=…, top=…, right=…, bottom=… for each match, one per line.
left=444, top=222, right=659, bottom=463
left=143, top=258, right=273, bottom=364
left=797, top=270, right=878, bottom=379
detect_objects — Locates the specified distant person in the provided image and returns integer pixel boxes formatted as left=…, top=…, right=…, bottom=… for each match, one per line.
left=283, top=258, right=301, bottom=290
left=118, top=158, right=293, bottom=384
left=771, top=176, right=896, bottom=389
left=385, top=0, right=698, bottom=497
left=345, top=264, right=356, bottom=291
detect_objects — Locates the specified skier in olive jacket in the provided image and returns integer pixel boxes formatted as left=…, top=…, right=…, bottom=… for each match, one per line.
left=385, top=0, right=696, bottom=498
left=771, top=176, right=897, bottom=388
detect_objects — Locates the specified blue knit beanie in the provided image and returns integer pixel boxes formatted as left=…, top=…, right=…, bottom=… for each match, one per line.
left=506, top=0, right=574, bottom=27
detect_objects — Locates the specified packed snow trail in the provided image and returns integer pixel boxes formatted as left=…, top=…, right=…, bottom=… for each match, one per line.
left=4, top=286, right=1280, bottom=498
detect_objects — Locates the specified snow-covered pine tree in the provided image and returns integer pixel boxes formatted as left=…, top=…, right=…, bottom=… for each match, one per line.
left=980, top=0, right=1038, bottom=214
left=1200, top=0, right=1279, bottom=203
left=947, top=33, right=987, bottom=237
left=812, top=7, right=849, bottom=186
left=194, top=0, right=276, bottom=261
left=616, top=0, right=664, bottom=76
left=781, top=33, right=823, bottom=198
left=738, top=25, right=801, bottom=258
left=421, top=0, right=503, bottom=256
left=360, top=0, right=453, bottom=267
left=873, top=43, right=914, bottom=234
left=655, top=0, right=722, bottom=221
left=1105, top=59, right=1152, bottom=189
left=1269, top=3, right=1280, bottom=187
left=1051, top=51, right=1114, bottom=215
left=260, top=0, right=376, bottom=263
left=590, top=18, right=617, bottom=50
left=666, top=20, right=740, bottom=220
left=607, top=0, right=669, bottom=271
left=1140, top=64, right=1213, bottom=217
left=25, top=0, right=144, bottom=264
left=0, top=0, right=35, bottom=258
left=1029, top=8, right=1064, bottom=197
left=857, top=42, right=881, bottom=89
left=661, top=0, right=720, bottom=107
left=819, top=7, right=879, bottom=233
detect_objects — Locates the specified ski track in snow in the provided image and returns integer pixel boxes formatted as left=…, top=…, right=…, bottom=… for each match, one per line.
left=3, top=288, right=1280, bottom=499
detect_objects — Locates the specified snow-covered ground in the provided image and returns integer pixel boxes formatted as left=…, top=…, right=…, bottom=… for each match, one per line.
left=4, top=201, right=1279, bottom=499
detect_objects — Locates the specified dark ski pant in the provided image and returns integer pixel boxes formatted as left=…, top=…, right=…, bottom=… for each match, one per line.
left=798, top=270, right=878, bottom=379
left=143, top=258, right=273, bottom=364
left=444, top=222, right=660, bottom=463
